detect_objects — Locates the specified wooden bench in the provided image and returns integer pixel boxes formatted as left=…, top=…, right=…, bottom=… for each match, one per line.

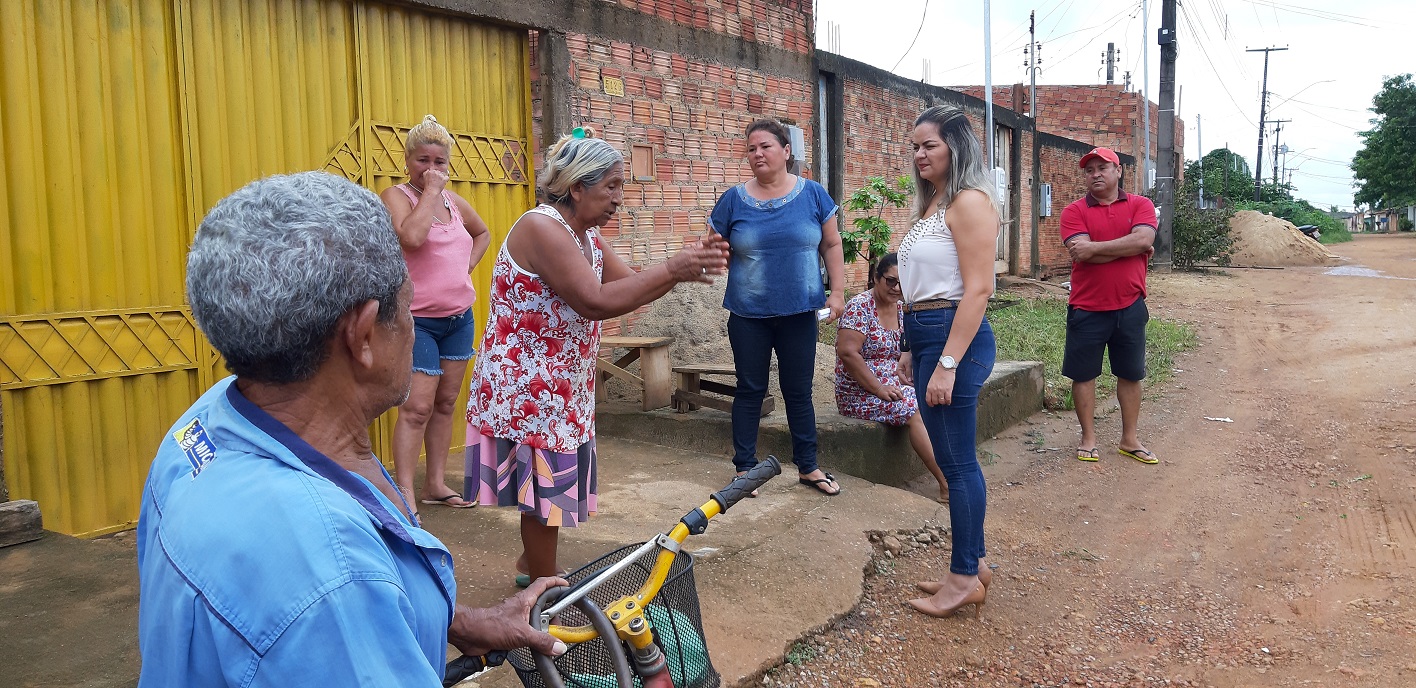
left=597, top=335, right=675, bottom=411
left=671, top=363, right=775, bottom=416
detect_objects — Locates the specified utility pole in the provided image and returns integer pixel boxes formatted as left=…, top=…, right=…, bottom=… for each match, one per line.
left=1222, top=142, right=1230, bottom=208
left=984, top=0, right=994, bottom=172
left=1105, top=42, right=1116, bottom=84
left=1142, top=0, right=1152, bottom=189
left=1154, top=0, right=1176, bottom=271
left=1123, top=70, right=1132, bottom=91
left=1269, top=119, right=1290, bottom=191
left=1024, top=11, right=1041, bottom=117
left=1197, top=114, right=1204, bottom=206
left=1247, top=46, right=1287, bottom=201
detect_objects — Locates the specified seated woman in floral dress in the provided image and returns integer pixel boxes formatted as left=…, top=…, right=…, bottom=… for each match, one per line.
left=834, top=253, right=949, bottom=502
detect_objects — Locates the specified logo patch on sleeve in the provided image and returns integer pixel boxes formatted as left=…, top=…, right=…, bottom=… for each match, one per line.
left=173, top=418, right=218, bottom=478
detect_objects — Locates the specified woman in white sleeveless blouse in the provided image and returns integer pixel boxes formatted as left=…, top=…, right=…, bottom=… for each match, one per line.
left=897, top=106, right=1001, bottom=619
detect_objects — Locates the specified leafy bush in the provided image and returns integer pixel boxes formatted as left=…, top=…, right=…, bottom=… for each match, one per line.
left=1402, top=217, right=1414, bottom=232
left=1172, top=200, right=1236, bottom=270
left=843, top=176, right=912, bottom=271
left=1146, top=192, right=1235, bottom=270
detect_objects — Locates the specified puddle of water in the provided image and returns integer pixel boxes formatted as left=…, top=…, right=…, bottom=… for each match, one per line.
left=1323, top=265, right=1416, bottom=281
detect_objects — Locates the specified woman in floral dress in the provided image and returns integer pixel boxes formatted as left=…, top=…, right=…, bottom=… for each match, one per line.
left=466, top=133, right=728, bottom=584
left=834, top=253, right=949, bottom=502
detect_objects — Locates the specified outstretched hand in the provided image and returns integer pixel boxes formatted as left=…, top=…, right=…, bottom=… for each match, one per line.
left=666, top=232, right=730, bottom=284
left=447, top=576, right=569, bottom=659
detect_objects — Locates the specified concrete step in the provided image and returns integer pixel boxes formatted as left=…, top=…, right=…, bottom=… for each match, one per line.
left=598, top=361, right=1045, bottom=486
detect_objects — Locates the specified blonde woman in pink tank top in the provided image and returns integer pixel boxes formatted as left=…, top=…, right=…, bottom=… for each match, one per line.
left=379, top=115, right=491, bottom=513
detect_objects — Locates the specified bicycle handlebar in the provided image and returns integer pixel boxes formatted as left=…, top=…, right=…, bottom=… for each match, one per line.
left=445, top=458, right=782, bottom=686
left=712, top=456, right=781, bottom=512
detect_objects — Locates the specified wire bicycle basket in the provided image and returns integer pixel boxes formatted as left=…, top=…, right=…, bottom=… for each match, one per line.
left=507, top=543, right=720, bottom=688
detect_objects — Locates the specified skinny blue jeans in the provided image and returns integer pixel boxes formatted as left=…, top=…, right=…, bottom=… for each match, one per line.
left=905, top=308, right=996, bottom=576
left=727, top=311, right=820, bottom=474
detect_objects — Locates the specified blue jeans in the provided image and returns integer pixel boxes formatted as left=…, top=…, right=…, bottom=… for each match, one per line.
left=727, top=312, right=819, bottom=474
left=905, top=308, right=996, bottom=576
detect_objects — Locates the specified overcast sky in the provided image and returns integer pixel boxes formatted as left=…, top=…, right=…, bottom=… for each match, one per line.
left=815, top=0, right=1411, bottom=211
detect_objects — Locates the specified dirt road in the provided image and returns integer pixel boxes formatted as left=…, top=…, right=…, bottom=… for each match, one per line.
left=762, top=233, right=1416, bottom=687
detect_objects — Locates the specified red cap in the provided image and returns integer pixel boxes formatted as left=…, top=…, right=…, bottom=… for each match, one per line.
left=1079, top=147, right=1120, bottom=168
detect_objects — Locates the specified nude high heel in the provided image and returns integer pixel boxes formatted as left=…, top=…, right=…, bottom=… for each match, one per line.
left=906, top=582, right=987, bottom=619
left=915, top=564, right=992, bottom=595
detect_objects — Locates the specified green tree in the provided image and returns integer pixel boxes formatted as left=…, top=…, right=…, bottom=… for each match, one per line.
left=1352, top=74, right=1416, bottom=209
left=842, top=176, right=912, bottom=272
left=1182, top=147, right=1290, bottom=205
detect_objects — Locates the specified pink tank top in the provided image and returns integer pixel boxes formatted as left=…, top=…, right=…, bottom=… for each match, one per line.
left=396, top=184, right=477, bottom=317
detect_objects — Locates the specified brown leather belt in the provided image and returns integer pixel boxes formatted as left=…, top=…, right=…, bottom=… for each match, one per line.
left=901, top=299, right=959, bottom=313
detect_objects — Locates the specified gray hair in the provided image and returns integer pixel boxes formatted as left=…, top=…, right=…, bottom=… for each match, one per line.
left=909, top=106, right=1003, bottom=223
left=186, top=172, right=408, bottom=384
left=538, top=135, right=623, bottom=207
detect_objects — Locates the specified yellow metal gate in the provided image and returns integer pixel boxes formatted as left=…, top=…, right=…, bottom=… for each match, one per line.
left=0, top=0, right=533, bottom=536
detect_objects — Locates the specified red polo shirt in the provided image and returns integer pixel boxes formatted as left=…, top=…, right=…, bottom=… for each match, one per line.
left=1059, top=190, right=1157, bottom=311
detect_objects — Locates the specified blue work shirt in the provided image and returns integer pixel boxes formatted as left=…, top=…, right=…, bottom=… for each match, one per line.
left=709, top=176, right=839, bottom=318
left=136, top=377, right=456, bottom=687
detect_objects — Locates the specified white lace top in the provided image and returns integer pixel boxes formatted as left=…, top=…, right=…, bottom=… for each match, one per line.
left=898, top=209, right=967, bottom=303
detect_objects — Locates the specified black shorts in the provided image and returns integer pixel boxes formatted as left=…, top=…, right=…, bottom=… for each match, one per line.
left=1062, top=298, right=1148, bottom=382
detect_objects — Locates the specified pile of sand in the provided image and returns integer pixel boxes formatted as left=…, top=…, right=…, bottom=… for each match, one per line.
left=604, top=278, right=840, bottom=409
left=1228, top=210, right=1340, bottom=267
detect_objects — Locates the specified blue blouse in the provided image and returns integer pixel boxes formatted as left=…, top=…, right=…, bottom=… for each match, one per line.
left=709, top=177, right=839, bottom=318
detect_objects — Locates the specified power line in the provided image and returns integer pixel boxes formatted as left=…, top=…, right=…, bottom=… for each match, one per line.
left=1289, top=154, right=1352, bottom=167
left=1039, top=0, right=1083, bottom=40
left=1292, top=105, right=1366, bottom=131
left=890, top=0, right=931, bottom=73
left=1291, top=169, right=1353, bottom=182
left=1179, top=4, right=1257, bottom=127
left=1044, top=4, right=1138, bottom=71
left=1236, top=0, right=1377, bottom=27
left=1272, top=95, right=1367, bottom=114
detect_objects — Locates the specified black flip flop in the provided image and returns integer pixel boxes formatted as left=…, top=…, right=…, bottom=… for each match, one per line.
left=799, top=472, right=841, bottom=496
left=420, top=494, right=477, bottom=508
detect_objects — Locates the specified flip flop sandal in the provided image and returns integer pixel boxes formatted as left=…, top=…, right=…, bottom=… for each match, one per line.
left=1076, top=447, right=1100, bottom=462
left=1118, top=447, right=1159, bottom=464
left=798, top=472, right=841, bottom=496
left=421, top=494, right=477, bottom=508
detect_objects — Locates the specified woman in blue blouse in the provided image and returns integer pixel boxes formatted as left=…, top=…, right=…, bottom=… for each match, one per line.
left=710, top=119, right=846, bottom=496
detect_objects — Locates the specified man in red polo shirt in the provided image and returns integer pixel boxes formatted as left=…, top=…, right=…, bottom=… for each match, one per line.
left=1059, top=147, right=1159, bottom=465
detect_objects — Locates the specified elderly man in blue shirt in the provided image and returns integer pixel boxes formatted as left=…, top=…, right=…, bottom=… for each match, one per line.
left=136, top=171, right=566, bottom=686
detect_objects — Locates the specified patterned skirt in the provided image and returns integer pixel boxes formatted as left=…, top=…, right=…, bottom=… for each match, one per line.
left=465, top=426, right=598, bottom=528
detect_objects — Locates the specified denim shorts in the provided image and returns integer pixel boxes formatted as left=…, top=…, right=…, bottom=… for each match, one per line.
left=411, top=307, right=477, bottom=375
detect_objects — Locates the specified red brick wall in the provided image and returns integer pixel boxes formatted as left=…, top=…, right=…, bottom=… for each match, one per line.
left=597, top=0, right=814, bottom=54
left=957, top=84, right=1185, bottom=192
left=835, top=80, right=1045, bottom=289
left=830, top=73, right=1144, bottom=284
left=837, top=77, right=925, bottom=290
left=528, top=3, right=816, bottom=334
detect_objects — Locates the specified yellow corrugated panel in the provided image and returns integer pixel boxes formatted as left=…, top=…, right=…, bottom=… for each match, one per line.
left=358, top=2, right=533, bottom=460
left=177, top=0, right=361, bottom=219
left=0, top=0, right=196, bottom=536
left=1, top=0, right=532, bottom=535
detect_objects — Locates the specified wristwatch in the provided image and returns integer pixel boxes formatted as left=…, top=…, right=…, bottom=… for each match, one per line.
left=937, top=355, right=958, bottom=371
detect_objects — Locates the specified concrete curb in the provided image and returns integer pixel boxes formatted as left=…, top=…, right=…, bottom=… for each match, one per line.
left=598, top=361, right=1045, bottom=487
